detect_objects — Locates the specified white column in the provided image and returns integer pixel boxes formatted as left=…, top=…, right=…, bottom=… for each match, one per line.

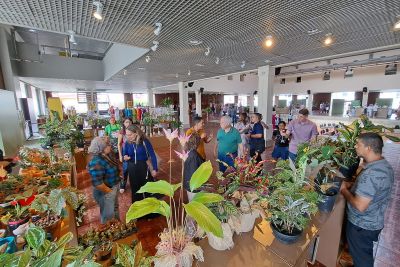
left=179, top=82, right=189, bottom=128
left=248, top=94, right=254, bottom=113
left=362, top=91, right=368, bottom=107
left=307, top=94, right=313, bottom=112
left=147, top=89, right=154, bottom=107
left=258, top=65, right=274, bottom=141
left=195, top=90, right=202, bottom=117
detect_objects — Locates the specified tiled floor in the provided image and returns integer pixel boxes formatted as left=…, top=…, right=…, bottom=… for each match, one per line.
left=76, top=120, right=400, bottom=266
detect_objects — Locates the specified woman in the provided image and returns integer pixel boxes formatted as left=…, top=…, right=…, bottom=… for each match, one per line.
left=123, top=125, right=158, bottom=203
left=104, top=116, right=121, bottom=157
left=235, top=113, right=251, bottom=158
left=248, top=113, right=265, bottom=163
left=272, top=121, right=289, bottom=160
left=88, top=137, right=120, bottom=224
left=117, top=117, right=133, bottom=193
left=183, top=134, right=204, bottom=201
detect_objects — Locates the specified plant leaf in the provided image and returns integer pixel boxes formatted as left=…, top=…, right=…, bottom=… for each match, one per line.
left=17, top=248, right=32, bottom=267
left=126, top=198, right=170, bottom=223
left=41, top=248, right=64, bottom=267
left=26, top=226, right=46, bottom=250
left=184, top=201, right=223, bottom=238
left=384, top=134, right=400, bottom=142
left=56, top=232, right=73, bottom=249
left=137, top=180, right=179, bottom=198
left=191, top=192, right=223, bottom=204
left=190, top=161, right=213, bottom=192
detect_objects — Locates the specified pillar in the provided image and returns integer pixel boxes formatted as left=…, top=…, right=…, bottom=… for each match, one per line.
left=123, top=93, right=133, bottom=108
left=258, top=65, right=274, bottom=140
left=307, top=94, right=313, bottom=112
left=147, top=89, right=154, bottom=107
left=195, top=89, right=202, bottom=117
left=179, top=82, right=189, bottom=128
left=362, top=91, right=368, bottom=107
left=248, top=94, right=254, bottom=113
left=274, top=95, right=279, bottom=107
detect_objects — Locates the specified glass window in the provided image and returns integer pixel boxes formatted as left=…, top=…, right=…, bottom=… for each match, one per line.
left=238, top=95, right=247, bottom=106
left=224, top=95, right=235, bottom=104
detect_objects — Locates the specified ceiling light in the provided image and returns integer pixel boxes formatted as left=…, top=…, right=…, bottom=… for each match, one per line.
left=138, top=67, right=146, bottom=70
left=195, top=63, right=204, bottom=67
left=28, top=29, right=36, bottom=32
left=241, top=61, right=246, bottom=68
left=394, top=16, right=400, bottom=30
left=123, top=69, right=127, bottom=76
left=187, top=69, right=191, bottom=76
left=324, top=33, right=333, bottom=46
left=145, top=55, right=151, bottom=63
left=265, top=35, right=273, bottom=47
left=154, top=22, right=162, bottom=36
left=188, top=40, right=203, bottom=46
left=151, top=41, right=159, bottom=51
left=93, top=1, right=103, bottom=20
left=215, top=57, right=220, bottom=64
left=307, top=29, right=321, bottom=35
left=176, top=73, right=179, bottom=78
left=205, top=47, right=210, bottom=56
left=67, top=30, right=77, bottom=45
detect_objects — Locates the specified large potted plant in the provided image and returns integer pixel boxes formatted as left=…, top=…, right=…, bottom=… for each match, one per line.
left=125, top=132, right=223, bottom=267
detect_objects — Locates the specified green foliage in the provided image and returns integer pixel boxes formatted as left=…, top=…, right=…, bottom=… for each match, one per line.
left=184, top=201, right=223, bottom=238
left=207, top=200, right=239, bottom=223
left=189, top=161, right=213, bottom=192
left=115, top=242, right=153, bottom=267
left=160, top=97, right=173, bottom=107
left=126, top=198, right=171, bottom=223
left=47, top=188, right=79, bottom=216
left=191, top=192, right=224, bottom=204
left=137, top=180, right=181, bottom=198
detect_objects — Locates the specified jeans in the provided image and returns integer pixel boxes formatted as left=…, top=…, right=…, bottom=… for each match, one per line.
left=346, top=221, right=381, bottom=267
left=93, top=185, right=119, bottom=224
left=289, top=152, right=297, bottom=163
left=218, top=152, right=237, bottom=172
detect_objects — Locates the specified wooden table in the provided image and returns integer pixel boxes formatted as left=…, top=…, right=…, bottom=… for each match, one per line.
left=0, top=161, right=10, bottom=168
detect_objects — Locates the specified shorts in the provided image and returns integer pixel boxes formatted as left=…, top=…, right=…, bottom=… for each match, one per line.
left=272, top=145, right=289, bottom=160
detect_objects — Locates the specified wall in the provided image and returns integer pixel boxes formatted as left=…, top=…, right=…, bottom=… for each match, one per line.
left=313, top=93, right=331, bottom=106
left=155, top=93, right=179, bottom=106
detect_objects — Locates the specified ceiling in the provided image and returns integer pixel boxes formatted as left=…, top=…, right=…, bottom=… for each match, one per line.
left=1, top=0, right=400, bottom=92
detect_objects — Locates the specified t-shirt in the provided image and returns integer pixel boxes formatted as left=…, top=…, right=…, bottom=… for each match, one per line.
left=216, top=127, right=242, bottom=155
left=105, top=123, right=121, bottom=139
left=249, top=122, right=264, bottom=149
left=186, top=128, right=206, bottom=160
left=287, top=119, right=318, bottom=154
left=273, top=129, right=289, bottom=147
left=347, top=158, right=394, bottom=230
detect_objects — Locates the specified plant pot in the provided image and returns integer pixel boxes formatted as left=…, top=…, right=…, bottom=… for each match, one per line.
left=270, top=222, right=302, bottom=245
left=0, top=236, right=17, bottom=253
left=8, top=216, right=30, bottom=232
left=239, top=210, right=260, bottom=233
left=95, top=249, right=112, bottom=261
left=207, top=222, right=234, bottom=251
left=318, top=187, right=339, bottom=213
left=339, top=159, right=360, bottom=180
left=34, top=215, right=62, bottom=239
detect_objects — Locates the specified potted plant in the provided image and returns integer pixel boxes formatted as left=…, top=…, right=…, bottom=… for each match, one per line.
left=314, top=166, right=340, bottom=213
left=125, top=132, right=223, bottom=267
left=94, top=240, right=113, bottom=261
left=114, top=241, right=153, bottom=267
left=203, top=107, right=212, bottom=121
left=231, top=191, right=260, bottom=233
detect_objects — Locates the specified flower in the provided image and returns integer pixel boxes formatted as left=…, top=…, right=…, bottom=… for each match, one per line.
left=10, top=200, right=18, bottom=206
left=175, top=150, right=189, bottom=162
left=163, top=128, right=179, bottom=143
left=178, top=133, right=191, bottom=147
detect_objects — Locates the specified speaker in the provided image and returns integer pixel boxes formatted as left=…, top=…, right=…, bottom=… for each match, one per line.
left=362, top=87, right=368, bottom=93
left=253, top=90, right=257, bottom=95
left=275, top=67, right=281, bottom=75
left=199, top=87, right=204, bottom=93
left=307, top=90, right=311, bottom=95
left=296, top=77, right=302, bottom=83
left=188, top=82, right=194, bottom=87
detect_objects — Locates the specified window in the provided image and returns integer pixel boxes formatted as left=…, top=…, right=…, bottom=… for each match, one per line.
left=224, top=95, right=235, bottom=105
left=132, top=93, right=148, bottom=106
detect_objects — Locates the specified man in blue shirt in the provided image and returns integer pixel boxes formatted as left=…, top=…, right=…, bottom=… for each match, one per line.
left=214, top=116, right=243, bottom=172
left=340, top=133, right=394, bottom=267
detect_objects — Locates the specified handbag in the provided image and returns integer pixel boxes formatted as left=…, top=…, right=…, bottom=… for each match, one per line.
left=142, top=139, right=161, bottom=174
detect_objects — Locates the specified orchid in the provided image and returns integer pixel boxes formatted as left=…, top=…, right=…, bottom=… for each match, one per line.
left=163, top=128, right=179, bottom=143
left=178, top=133, right=191, bottom=148
left=175, top=150, right=189, bottom=162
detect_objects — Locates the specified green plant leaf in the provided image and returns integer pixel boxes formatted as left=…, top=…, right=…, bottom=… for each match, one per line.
left=126, top=198, right=170, bottom=223
left=384, top=134, right=400, bottom=142
left=191, top=192, right=223, bottom=204
left=56, top=232, right=73, bottom=248
left=137, top=180, right=179, bottom=198
left=321, top=146, right=335, bottom=159
left=17, top=248, right=32, bottom=267
left=42, top=248, right=64, bottom=267
left=115, top=243, right=136, bottom=267
left=184, top=201, right=223, bottom=238
left=26, top=226, right=46, bottom=250
left=190, top=161, right=213, bottom=192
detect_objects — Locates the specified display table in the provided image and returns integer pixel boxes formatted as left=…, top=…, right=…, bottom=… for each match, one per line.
left=198, top=195, right=345, bottom=267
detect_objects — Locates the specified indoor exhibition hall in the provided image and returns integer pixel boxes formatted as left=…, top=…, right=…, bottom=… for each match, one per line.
left=0, top=1, right=400, bottom=267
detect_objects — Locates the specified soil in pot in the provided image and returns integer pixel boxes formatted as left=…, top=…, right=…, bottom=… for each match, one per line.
left=270, top=222, right=302, bottom=245
left=318, top=187, right=339, bottom=213
left=33, top=215, right=62, bottom=239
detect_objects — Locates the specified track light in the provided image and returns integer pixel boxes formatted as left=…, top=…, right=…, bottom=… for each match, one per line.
left=123, top=69, right=127, bottom=76
left=215, top=57, right=220, bottom=64
left=394, top=16, right=400, bottom=30
left=187, top=69, right=191, bottom=76
left=93, top=1, right=103, bottom=20
left=145, top=55, right=151, bottom=63
left=205, top=47, right=210, bottom=56
left=241, top=61, right=246, bottom=68
left=151, top=41, right=159, bottom=51
left=67, top=30, right=77, bottom=45
left=154, top=22, right=162, bottom=36
left=265, top=35, right=273, bottom=47
left=324, top=33, right=333, bottom=46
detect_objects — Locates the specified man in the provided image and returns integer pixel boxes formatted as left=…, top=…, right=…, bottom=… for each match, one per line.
left=285, top=108, right=318, bottom=162
left=214, top=116, right=243, bottom=172
left=340, top=133, right=394, bottom=267
left=186, top=116, right=213, bottom=160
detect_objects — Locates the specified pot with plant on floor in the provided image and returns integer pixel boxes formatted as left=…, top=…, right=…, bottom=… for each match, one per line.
left=125, top=131, right=223, bottom=267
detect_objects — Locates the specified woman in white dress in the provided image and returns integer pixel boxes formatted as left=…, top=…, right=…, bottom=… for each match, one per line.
left=235, top=113, right=251, bottom=158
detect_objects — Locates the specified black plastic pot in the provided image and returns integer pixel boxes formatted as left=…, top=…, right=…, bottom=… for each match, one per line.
left=318, top=187, right=339, bottom=213
left=339, top=159, right=360, bottom=180
left=270, top=222, right=302, bottom=245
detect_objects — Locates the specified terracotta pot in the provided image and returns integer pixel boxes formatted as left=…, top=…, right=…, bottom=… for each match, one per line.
left=34, top=215, right=62, bottom=239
